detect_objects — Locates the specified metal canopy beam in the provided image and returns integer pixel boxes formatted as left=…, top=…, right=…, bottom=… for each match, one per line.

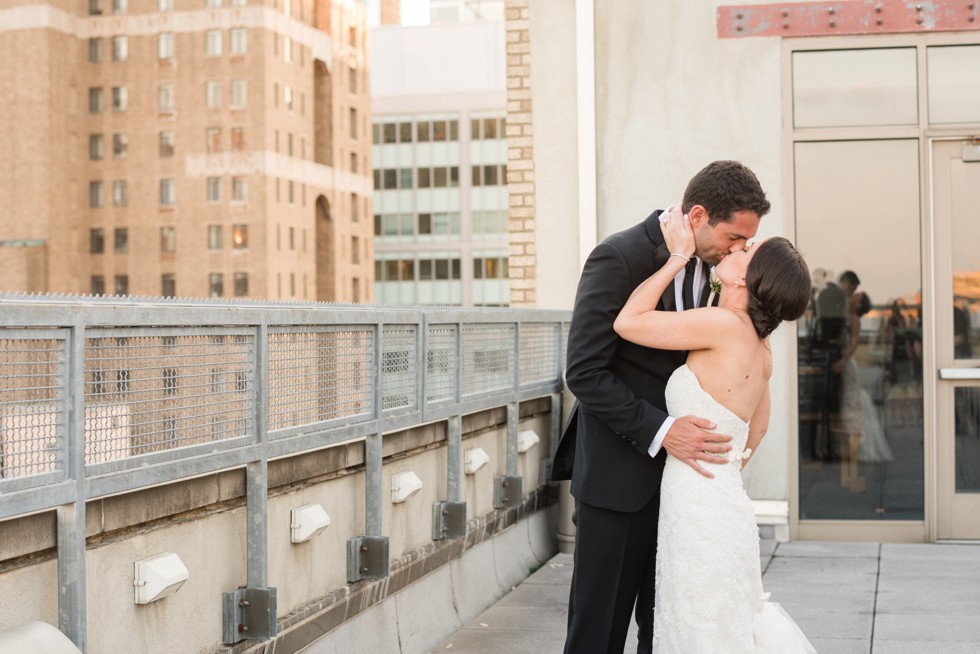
left=718, top=0, right=980, bottom=39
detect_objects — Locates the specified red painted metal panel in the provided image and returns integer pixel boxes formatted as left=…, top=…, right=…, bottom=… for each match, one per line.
left=718, top=0, right=980, bottom=38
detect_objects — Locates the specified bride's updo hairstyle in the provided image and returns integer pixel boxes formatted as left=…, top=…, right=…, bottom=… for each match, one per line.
left=745, top=237, right=811, bottom=339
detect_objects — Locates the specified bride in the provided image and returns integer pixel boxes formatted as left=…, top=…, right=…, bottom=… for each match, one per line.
left=614, top=209, right=816, bottom=653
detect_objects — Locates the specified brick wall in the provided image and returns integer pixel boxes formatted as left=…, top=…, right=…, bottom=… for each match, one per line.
left=505, top=0, right=536, bottom=307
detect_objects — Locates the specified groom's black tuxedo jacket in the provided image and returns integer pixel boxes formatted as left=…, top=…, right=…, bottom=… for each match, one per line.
left=553, top=210, right=689, bottom=513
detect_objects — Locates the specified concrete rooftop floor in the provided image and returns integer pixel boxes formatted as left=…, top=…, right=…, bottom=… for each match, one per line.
left=433, top=540, right=980, bottom=653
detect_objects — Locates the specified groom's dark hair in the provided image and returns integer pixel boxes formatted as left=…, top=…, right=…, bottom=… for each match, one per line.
left=681, top=160, right=770, bottom=225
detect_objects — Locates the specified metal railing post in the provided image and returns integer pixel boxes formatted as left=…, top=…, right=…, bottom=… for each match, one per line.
left=58, top=320, right=87, bottom=651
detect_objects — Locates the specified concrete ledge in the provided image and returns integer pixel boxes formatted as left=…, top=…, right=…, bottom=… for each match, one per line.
left=236, top=492, right=558, bottom=654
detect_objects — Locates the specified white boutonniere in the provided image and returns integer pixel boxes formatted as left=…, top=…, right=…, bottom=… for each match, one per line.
left=708, top=267, right=721, bottom=306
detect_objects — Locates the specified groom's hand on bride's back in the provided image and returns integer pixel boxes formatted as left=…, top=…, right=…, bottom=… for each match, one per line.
left=662, top=416, right=732, bottom=479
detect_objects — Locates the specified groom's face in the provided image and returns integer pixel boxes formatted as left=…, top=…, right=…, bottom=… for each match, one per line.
left=691, top=208, right=761, bottom=266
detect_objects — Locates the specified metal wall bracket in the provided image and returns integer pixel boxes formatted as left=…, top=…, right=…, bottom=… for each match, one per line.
left=347, top=536, right=390, bottom=582
left=493, top=475, right=523, bottom=508
left=221, top=585, right=277, bottom=645
left=539, top=458, right=555, bottom=486
left=432, top=501, right=467, bottom=540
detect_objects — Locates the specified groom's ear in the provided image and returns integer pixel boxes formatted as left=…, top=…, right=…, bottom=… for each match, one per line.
left=688, top=205, right=709, bottom=228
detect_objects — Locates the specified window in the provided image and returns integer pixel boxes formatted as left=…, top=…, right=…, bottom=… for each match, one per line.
left=349, top=65, right=357, bottom=93
left=284, top=85, right=293, bottom=111
left=351, top=236, right=359, bottom=264
left=474, top=256, right=508, bottom=279
left=114, top=228, right=128, bottom=253
left=483, top=118, right=498, bottom=139
left=350, top=108, right=357, bottom=139
left=158, top=33, right=174, bottom=59
left=288, top=227, right=295, bottom=250
left=399, top=122, right=412, bottom=143
left=89, top=134, right=104, bottom=160
left=205, top=30, right=222, bottom=56
left=89, top=88, right=103, bottom=113
left=399, top=169, right=413, bottom=189
left=206, top=127, right=221, bottom=152
left=232, top=224, right=248, bottom=248
left=111, top=36, right=127, bottom=62
left=434, top=167, right=448, bottom=188
left=230, top=28, right=247, bottom=55
left=112, top=0, right=127, bottom=13
left=483, top=165, right=498, bottom=186
left=89, top=0, right=103, bottom=15
left=90, top=181, right=104, bottom=208
left=112, top=86, right=128, bottom=112
left=234, top=273, right=248, bottom=297
left=230, top=80, right=247, bottom=108
left=159, top=0, right=173, bottom=11
left=207, top=177, right=222, bottom=202
left=231, top=127, right=246, bottom=151
left=160, top=226, right=176, bottom=253
left=284, top=36, right=292, bottom=63
left=417, top=121, right=430, bottom=142
left=349, top=25, right=356, bottom=47
left=383, top=123, right=396, bottom=143
left=160, top=178, right=176, bottom=205
left=350, top=153, right=357, bottom=173
left=208, top=225, right=223, bottom=249
left=159, top=131, right=175, bottom=157
left=351, top=193, right=359, bottom=221
left=417, top=168, right=430, bottom=188
left=112, top=133, right=128, bottom=159
left=288, top=180, right=295, bottom=204
left=88, top=38, right=102, bottom=63
left=158, top=83, right=175, bottom=111
left=206, top=80, right=221, bottom=108
left=231, top=177, right=247, bottom=202
left=90, top=228, right=105, bottom=254
left=112, top=180, right=128, bottom=207
left=91, top=276, right=106, bottom=295
left=161, top=274, right=176, bottom=297
left=209, top=273, right=224, bottom=298
left=449, top=120, right=458, bottom=140
left=433, top=120, right=447, bottom=141
left=115, top=275, right=129, bottom=296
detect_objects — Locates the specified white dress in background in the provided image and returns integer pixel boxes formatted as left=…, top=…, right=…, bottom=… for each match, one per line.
left=652, top=365, right=816, bottom=654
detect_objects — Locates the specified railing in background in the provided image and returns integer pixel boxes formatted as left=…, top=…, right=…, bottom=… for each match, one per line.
left=0, top=294, right=569, bottom=652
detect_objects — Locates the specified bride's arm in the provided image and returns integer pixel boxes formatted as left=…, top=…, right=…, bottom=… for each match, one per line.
left=613, top=211, right=736, bottom=351
left=742, top=382, right=771, bottom=470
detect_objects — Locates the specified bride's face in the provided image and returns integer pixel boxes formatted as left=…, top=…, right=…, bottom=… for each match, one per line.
left=715, top=237, right=766, bottom=287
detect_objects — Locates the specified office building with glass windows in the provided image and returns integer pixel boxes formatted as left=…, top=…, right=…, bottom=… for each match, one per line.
left=371, top=18, right=508, bottom=306
left=0, top=0, right=373, bottom=302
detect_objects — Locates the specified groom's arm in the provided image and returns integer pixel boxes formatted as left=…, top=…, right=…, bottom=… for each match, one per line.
left=565, top=242, right=667, bottom=454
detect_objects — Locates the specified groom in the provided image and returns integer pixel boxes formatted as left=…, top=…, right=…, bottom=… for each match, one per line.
left=553, top=161, right=770, bottom=653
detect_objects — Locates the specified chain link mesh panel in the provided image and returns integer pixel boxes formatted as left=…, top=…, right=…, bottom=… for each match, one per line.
left=425, top=325, right=458, bottom=404
left=381, top=326, right=417, bottom=412
left=85, top=332, right=253, bottom=464
left=519, top=323, right=560, bottom=386
left=461, top=324, right=515, bottom=397
left=0, top=336, right=66, bottom=479
left=268, top=328, right=374, bottom=433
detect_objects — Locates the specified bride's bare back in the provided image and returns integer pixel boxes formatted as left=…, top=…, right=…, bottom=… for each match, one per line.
left=685, top=311, right=771, bottom=423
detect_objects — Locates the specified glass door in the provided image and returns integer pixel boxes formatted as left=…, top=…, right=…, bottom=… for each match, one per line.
left=931, top=138, right=980, bottom=540
left=794, top=139, right=925, bottom=528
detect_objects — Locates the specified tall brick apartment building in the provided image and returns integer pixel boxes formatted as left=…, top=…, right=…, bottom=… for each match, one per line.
left=0, top=0, right=374, bottom=302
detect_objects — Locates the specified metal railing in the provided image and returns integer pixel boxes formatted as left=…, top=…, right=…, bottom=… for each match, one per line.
left=0, top=294, right=570, bottom=651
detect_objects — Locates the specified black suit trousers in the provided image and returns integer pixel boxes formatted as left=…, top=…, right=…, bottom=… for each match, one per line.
left=564, top=493, right=660, bottom=654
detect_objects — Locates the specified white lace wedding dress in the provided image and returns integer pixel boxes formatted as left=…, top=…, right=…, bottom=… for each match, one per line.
left=653, top=365, right=816, bottom=653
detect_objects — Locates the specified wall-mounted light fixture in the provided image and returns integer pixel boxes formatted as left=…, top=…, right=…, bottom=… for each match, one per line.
left=464, top=447, right=490, bottom=474
left=391, top=471, right=423, bottom=503
left=134, top=552, right=189, bottom=604
left=518, top=429, right=540, bottom=453
left=290, top=503, right=331, bottom=543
